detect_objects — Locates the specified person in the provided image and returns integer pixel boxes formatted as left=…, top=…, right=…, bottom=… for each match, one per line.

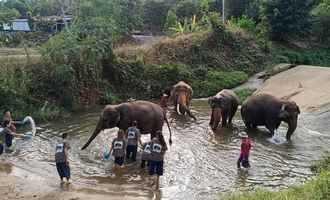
left=237, top=132, right=252, bottom=169
left=159, top=93, right=169, bottom=109
left=126, top=121, right=142, bottom=162
left=149, top=132, right=168, bottom=189
left=0, top=127, right=5, bottom=156
left=2, top=109, right=16, bottom=133
left=110, top=129, right=127, bottom=168
left=55, top=133, right=71, bottom=184
left=2, top=120, right=24, bottom=150
left=141, top=140, right=152, bottom=169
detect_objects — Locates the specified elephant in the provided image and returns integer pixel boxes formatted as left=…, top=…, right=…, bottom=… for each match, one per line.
left=241, top=94, right=300, bottom=140
left=208, top=89, right=239, bottom=130
left=81, top=100, right=172, bottom=150
left=169, top=81, right=196, bottom=120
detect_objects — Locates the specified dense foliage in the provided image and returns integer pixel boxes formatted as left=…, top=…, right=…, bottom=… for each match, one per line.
left=0, top=0, right=329, bottom=120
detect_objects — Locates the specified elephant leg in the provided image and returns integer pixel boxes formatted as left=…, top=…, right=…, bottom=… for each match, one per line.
left=209, top=109, right=215, bottom=126
left=221, top=112, right=228, bottom=127
left=185, top=107, right=197, bottom=120
left=266, top=124, right=276, bottom=136
left=228, top=105, right=238, bottom=125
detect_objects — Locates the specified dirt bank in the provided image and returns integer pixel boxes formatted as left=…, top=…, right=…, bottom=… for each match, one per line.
left=255, top=65, right=330, bottom=112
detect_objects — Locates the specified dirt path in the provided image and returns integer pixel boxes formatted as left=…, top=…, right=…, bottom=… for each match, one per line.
left=255, top=65, right=330, bottom=112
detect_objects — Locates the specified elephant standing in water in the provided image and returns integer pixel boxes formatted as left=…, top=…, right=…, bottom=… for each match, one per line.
left=81, top=101, right=172, bottom=150
left=241, top=94, right=300, bottom=140
left=169, top=81, right=196, bottom=120
left=208, top=89, right=239, bottom=130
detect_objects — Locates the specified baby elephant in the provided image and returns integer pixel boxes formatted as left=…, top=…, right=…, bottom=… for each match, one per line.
left=241, top=94, right=300, bottom=140
left=208, top=89, right=239, bottom=130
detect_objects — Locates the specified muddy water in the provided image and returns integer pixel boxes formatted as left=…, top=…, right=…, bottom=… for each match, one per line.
left=3, top=102, right=330, bottom=200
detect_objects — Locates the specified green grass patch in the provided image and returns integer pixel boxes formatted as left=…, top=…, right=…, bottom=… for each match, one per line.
left=193, top=71, right=248, bottom=97
left=235, top=88, right=256, bottom=104
left=272, top=47, right=330, bottom=67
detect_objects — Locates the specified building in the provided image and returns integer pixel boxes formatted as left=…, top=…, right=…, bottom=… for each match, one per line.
left=2, top=19, right=31, bottom=32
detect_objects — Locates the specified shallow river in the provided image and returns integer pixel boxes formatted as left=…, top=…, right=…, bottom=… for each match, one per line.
left=4, top=100, right=330, bottom=200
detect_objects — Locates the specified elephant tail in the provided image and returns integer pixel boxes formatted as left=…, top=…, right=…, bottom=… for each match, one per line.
left=164, top=112, right=173, bottom=146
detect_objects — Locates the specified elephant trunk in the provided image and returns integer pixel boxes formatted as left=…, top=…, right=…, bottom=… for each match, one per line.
left=211, top=108, right=222, bottom=130
left=81, top=118, right=103, bottom=150
left=286, top=118, right=297, bottom=141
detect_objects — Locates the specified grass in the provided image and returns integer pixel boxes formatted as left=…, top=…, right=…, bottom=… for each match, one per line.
left=221, top=154, right=330, bottom=200
left=234, top=88, right=256, bottom=104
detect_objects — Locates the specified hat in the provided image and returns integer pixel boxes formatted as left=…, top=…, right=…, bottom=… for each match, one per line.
left=239, top=131, right=248, bottom=138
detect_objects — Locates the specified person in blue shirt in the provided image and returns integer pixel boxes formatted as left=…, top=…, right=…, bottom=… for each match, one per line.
left=55, top=133, right=71, bottom=184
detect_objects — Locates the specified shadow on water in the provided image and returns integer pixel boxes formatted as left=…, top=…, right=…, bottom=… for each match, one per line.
left=3, top=101, right=330, bottom=199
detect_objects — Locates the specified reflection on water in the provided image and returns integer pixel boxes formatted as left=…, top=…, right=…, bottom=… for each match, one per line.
left=4, top=101, right=330, bottom=200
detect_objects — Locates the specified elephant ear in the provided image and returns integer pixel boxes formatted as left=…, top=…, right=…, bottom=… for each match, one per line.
left=278, top=104, right=290, bottom=119
left=103, top=107, right=121, bottom=128
left=208, top=97, right=216, bottom=108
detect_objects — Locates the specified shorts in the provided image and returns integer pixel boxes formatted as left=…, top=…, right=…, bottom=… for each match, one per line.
left=126, top=145, right=138, bottom=160
left=0, top=143, right=3, bottom=155
left=114, top=157, right=124, bottom=166
left=56, top=162, right=71, bottom=179
left=149, top=161, right=164, bottom=176
left=237, top=154, right=250, bottom=168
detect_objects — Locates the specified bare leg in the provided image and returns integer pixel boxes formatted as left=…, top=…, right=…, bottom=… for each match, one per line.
left=156, top=176, right=160, bottom=189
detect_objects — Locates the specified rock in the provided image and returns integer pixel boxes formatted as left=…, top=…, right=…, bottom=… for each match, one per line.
left=256, top=65, right=330, bottom=112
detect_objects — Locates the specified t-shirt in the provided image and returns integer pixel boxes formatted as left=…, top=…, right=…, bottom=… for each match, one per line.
left=112, top=138, right=127, bottom=157
left=240, top=138, right=251, bottom=156
left=150, top=140, right=167, bottom=162
left=141, top=142, right=152, bottom=160
left=55, top=142, right=68, bottom=163
left=55, top=139, right=70, bottom=163
left=126, top=127, right=141, bottom=146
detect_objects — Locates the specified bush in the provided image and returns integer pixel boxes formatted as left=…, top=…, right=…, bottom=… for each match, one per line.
left=272, top=47, right=330, bottom=66
left=193, top=70, right=248, bottom=97
left=235, top=88, right=256, bottom=104
left=229, top=15, right=256, bottom=33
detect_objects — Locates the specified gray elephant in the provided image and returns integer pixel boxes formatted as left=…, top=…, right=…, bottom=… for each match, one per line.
left=81, top=100, right=172, bottom=150
left=208, top=89, right=239, bottom=130
left=169, top=81, right=196, bottom=120
left=241, top=94, right=300, bottom=140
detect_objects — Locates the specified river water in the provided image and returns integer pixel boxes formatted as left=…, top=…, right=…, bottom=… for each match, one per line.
left=3, top=100, right=330, bottom=200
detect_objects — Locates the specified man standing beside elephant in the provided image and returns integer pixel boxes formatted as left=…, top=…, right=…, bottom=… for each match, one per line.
left=126, top=121, right=142, bottom=162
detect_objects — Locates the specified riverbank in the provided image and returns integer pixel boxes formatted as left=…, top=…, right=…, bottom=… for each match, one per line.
left=222, top=154, right=330, bottom=200
left=221, top=65, right=330, bottom=200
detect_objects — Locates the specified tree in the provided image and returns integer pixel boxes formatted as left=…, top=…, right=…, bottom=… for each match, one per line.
left=0, top=6, right=20, bottom=25
left=312, top=0, right=330, bottom=42
left=143, top=0, right=171, bottom=33
left=262, top=0, right=314, bottom=41
left=4, top=0, right=32, bottom=17
left=226, top=0, right=249, bottom=18
left=164, top=9, right=178, bottom=32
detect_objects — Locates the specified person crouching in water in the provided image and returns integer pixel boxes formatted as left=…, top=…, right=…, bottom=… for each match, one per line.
left=149, top=131, right=168, bottom=189
left=141, top=140, right=152, bottom=169
left=126, top=121, right=142, bottom=162
left=55, top=133, right=71, bottom=184
left=110, top=129, right=127, bottom=168
left=237, top=132, right=252, bottom=169
left=2, top=120, right=24, bottom=151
